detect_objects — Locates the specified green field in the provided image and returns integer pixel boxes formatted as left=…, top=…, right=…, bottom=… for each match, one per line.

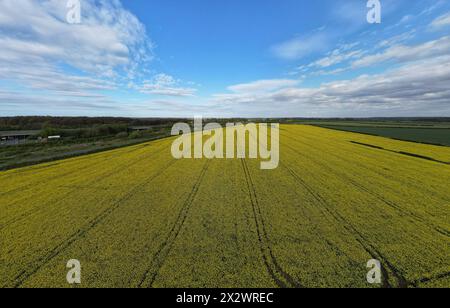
left=316, top=126, right=450, bottom=146
left=0, top=125, right=173, bottom=171
left=1, top=125, right=449, bottom=288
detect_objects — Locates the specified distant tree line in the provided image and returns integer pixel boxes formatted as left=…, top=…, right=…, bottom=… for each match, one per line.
left=37, top=124, right=130, bottom=139
left=3, top=116, right=449, bottom=133
left=0, top=116, right=260, bottom=133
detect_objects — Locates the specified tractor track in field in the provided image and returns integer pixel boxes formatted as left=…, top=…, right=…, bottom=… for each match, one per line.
left=138, top=161, right=210, bottom=288
left=241, top=159, right=303, bottom=289
left=0, top=145, right=170, bottom=231
left=0, top=163, right=97, bottom=197
left=283, top=132, right=450, bottom=204
left=344, top=178, right=450, bottom=238
left=248, top=133, right=360, bottom=276
left=292, top=132, right=450, bottom=201
left=282, top=162, right=408, bottom=288
left=411, top=271, right=450, bottom=287
left=281, top=136, right=450, bottom=238
left=6, top=158, right=178, bottom=288
left=0, top=142, right=165, bottom=197
left=351, top=141, right=450, bottom=165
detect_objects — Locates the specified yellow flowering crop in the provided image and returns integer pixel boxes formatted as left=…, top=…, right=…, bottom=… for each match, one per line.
left=1, top=125, right=448, bottom=288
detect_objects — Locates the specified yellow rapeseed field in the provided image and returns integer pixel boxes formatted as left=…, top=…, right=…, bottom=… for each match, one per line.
left=1, top=125, right=449, bottom=288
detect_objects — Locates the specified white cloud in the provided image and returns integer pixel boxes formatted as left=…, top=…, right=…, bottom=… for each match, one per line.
left=0, top=0, right=152, bottom=74
left=0, top=89, right=120, bottom=116
left=352, top=36, right=450, bottom=68
left=376, top=30, right=416, bottom=48
left=289, top=42, right=364, bottom=76
left=419, top=0, right=446, bottom=16
left=272, top=33, right=328, bottom=60
left=139, top=74, right=197, bottom=97
left=0, top=62, right=115, bottom=94
left=399, top=15, right=413, bottom=24
left=312, top=49, right=364, bottom=68
left=291, top=30, right=418, bottom=77
left=290, top=28, right=417, bottom=77
left=210, top=55, right=450, bottom=117
left=0, top=88, right=211, bottom=118
left=228, top=79, right=300, bottom=93
left=0, top=0, right=152, bottom=98
left=430, top=12, right=450, bottom=30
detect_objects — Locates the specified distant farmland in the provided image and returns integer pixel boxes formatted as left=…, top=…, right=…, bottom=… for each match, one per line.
left=316, top=125, right=450, bottom=146
left=1, top=125, right=449, bottom=288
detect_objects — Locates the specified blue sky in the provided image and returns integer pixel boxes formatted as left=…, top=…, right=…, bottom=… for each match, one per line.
left=1, top=0, right=450, bottom=117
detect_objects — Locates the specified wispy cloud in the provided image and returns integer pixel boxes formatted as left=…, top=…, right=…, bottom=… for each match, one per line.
left=352, top=36, right=450, bottom=68
left=430, top=12, right=450, bottom=30
left=138, top=74, right=197, bottom=97
left=0, top=0, right=153, bottom=107
left=309, top=46, right=365, bottom=69
left=0, top=0, right=153, bottom=77
left=228, top=79, right=300, bottom=93
left=1, top=1, right=449, bottom=117
left=211, top=52, right=450, bottom=117
left=0, top=62, right=116, bottom=94
left=376, top=30, right=416, bottom=48
left=272, top=32, right=329, bottom=61
left=0, top=89, right=120, bottom=116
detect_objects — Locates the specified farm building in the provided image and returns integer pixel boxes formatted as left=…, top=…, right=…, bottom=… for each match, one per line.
left=0, top=131, right=39, bottom=146
left=129, top=126, right=153, bottom=132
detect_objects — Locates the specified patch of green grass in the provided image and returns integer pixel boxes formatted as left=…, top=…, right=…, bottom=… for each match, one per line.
left=0, top=131, right=171, bottom=171
left=316, top=125, right=450, bottom=146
